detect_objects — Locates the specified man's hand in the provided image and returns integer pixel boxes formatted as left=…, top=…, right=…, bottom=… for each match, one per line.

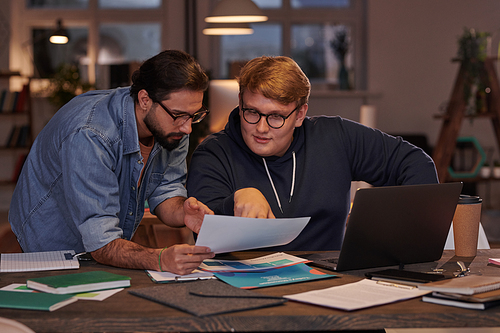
left=234, top=188, right=275, bottom=218
left=184, top=197, right=214, bottom=233
left=159, top=244, right=214, bottom=275
left=90, top=239, right=214, bottom=274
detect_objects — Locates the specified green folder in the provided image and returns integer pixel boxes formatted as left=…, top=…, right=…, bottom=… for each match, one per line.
left=0, top=290, right=77, bottom=311
left=27, top=270, right=131, bottom=294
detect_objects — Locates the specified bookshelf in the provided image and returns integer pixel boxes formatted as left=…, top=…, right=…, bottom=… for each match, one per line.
left=0, top=72, right=32, bottom=185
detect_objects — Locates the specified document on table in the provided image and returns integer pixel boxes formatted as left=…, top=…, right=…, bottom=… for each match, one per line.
left=284, top=279, right=430, bottom=311
left=195, top=215, right=310, bottom=254
left=146, top=269, right=215, bottom=283
left=199, top=252, right=310, bottom=272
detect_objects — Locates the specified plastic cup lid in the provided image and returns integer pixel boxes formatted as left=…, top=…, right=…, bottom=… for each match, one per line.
left=458, top=194, right=482, bottom=204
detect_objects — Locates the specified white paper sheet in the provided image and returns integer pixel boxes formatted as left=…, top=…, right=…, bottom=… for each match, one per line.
left=195, top=215, right=310, bottom=254
left=285, top=279, right=430, bottom=311
left=146, top=269, right=215, bottom=282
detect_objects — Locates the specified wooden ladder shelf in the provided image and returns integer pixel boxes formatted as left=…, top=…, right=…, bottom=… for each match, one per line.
left=432, top=58, right=500, bottom=182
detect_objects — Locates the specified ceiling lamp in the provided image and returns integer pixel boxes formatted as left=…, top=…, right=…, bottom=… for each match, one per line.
left=49, top=19, right=69, bottom=44
left=203, top=23, right=254, bottom=35
left=205, top=0, right=268, bottom=23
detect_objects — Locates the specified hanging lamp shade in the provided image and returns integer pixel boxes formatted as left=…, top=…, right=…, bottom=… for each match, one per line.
left=203, top=23, right=254, bottom=35
left=49, top=19, right=69, bottom=44
left=205, top=0, right=268, bottom=23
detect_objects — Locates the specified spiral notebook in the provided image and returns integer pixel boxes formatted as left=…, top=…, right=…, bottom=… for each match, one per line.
left=0, top=250, right=80, bottom=272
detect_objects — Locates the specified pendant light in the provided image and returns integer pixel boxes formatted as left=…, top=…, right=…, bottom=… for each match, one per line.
left=205, top=0, right=268, bottom=23
left=49, top=19, right=69, bottom=44
left=203, top=23, right=254, bottom=35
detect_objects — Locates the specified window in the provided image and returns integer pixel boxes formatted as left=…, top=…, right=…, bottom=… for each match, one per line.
left=220, top=24, right=282, bottom=79
left=97, top=23, right=161, bottom=88
left=98, top=0, right=160, bottom=9
left=13, top=0, right=164, bottom=91
left=291, top=24, right=353, bottom=85
left=214, top=0, right=366, bottom=90
left=32, top=27, right=88, bottom=78
left=26, top=0, right=162, bottom=9
left=26, top=0, right=88, bottom=9
left=291, top=0, right=350, bottom=8
left=252, top=0, right=282, bottom=8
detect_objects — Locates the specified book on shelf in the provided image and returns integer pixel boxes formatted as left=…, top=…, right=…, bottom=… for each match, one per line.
left=4, top=125, right=30, bottom=148
left=422, top=289, right=500, bottom=310
left=26, top=270, right=131, bottom=294
left=0, top=85, right=29, bottom=113
left=16, top=125, right=30, bottom=147
left=1, top=91, right=16, bottom=112
left=0, top=90, right=6, bottom=111
left=4, top=125, right=16, bottom=147
left=418, top=275, right=500, bottom=295
left=0, top=290, right=77, bottom=311
left=15, top=84, right=29, bottom=113
left=6, top=125, right=21, bottom=147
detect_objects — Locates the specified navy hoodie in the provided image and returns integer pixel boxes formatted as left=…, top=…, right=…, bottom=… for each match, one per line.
left=187, top=107, right=438, bottom=251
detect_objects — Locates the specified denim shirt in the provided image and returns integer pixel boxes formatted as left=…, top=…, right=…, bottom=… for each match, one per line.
left=9, top=87, right=188, bottom=253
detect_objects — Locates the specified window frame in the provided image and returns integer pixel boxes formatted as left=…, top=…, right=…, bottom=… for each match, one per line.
left=10, top=0, right=171, bottom=88
left=209, top=0, right=367, bottom=89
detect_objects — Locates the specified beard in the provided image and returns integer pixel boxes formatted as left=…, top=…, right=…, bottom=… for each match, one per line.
left=144, top=112, right=184, bottom=151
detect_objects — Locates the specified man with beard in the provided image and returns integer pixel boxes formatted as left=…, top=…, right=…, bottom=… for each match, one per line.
left=9, top=50, right=215, bottom=274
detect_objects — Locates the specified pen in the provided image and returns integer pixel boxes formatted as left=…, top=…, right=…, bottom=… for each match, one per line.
left=376, top=280, right=417, bottom=290
left=174, top=276, right=214, bottom=282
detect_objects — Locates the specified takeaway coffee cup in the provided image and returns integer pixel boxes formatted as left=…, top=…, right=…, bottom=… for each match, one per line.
left=452, top=194, right=482, bottom=257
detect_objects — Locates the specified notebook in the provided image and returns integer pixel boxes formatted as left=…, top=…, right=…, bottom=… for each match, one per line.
left=0, top=250, right=80, bottom=272
left=304, top=182, right=463, bottom=272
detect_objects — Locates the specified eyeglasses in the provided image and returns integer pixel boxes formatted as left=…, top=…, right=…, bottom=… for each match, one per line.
left=155, top=100, right=210, bottom=126
left=240, top=98, right=299, bottom=129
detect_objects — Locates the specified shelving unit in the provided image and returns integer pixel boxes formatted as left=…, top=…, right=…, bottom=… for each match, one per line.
left=432, top=58, right=500, bottom=183
left=0, top=72, right=32, bottom=186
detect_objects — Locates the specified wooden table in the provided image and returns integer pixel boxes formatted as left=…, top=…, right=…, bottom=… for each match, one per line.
left=2, top=249, right=500, bottom=332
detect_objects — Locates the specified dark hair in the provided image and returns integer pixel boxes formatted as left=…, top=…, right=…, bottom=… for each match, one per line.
left=237, top=56, right=310, bottom=107
left=129, top=50, right=209, bottom=103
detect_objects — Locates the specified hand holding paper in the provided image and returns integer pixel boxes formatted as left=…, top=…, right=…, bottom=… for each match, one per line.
left=195, top=215, right=310, bottom=253
left=183, top=197, right=214, bottom=233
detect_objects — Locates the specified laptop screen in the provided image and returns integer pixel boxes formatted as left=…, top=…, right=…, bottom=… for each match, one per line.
left=335, top=182, right=463, bottom=271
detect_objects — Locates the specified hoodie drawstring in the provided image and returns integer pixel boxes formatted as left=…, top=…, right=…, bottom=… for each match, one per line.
left=262, top=151, right=296, bottom=214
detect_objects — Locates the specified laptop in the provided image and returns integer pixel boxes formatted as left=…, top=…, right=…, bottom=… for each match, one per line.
left=304, top=182, right=463, bottom=272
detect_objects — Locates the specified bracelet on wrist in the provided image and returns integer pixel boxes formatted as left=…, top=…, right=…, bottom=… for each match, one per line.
left=158, top=246, right=167, bottom=272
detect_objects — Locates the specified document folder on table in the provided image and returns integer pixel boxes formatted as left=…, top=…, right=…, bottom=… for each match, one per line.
left=129, top=279, right=287, bottom=316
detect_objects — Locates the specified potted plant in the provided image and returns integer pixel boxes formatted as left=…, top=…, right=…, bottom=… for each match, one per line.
left=457, top=28, right=490, bottom=116
left=330, top=28, right=350, bottom=90
left=47, top=63, right=94, bottom=109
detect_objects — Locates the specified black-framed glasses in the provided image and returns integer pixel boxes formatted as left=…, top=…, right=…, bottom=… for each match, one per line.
left=155, top=100, right=210, bottom=126
left=240, top=98, right=299, bottom=129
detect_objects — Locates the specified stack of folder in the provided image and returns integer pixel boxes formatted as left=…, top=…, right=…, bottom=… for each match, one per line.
left=0, top=271, right=130, bottom=312
left=419, top=275, right=500, bottom=310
